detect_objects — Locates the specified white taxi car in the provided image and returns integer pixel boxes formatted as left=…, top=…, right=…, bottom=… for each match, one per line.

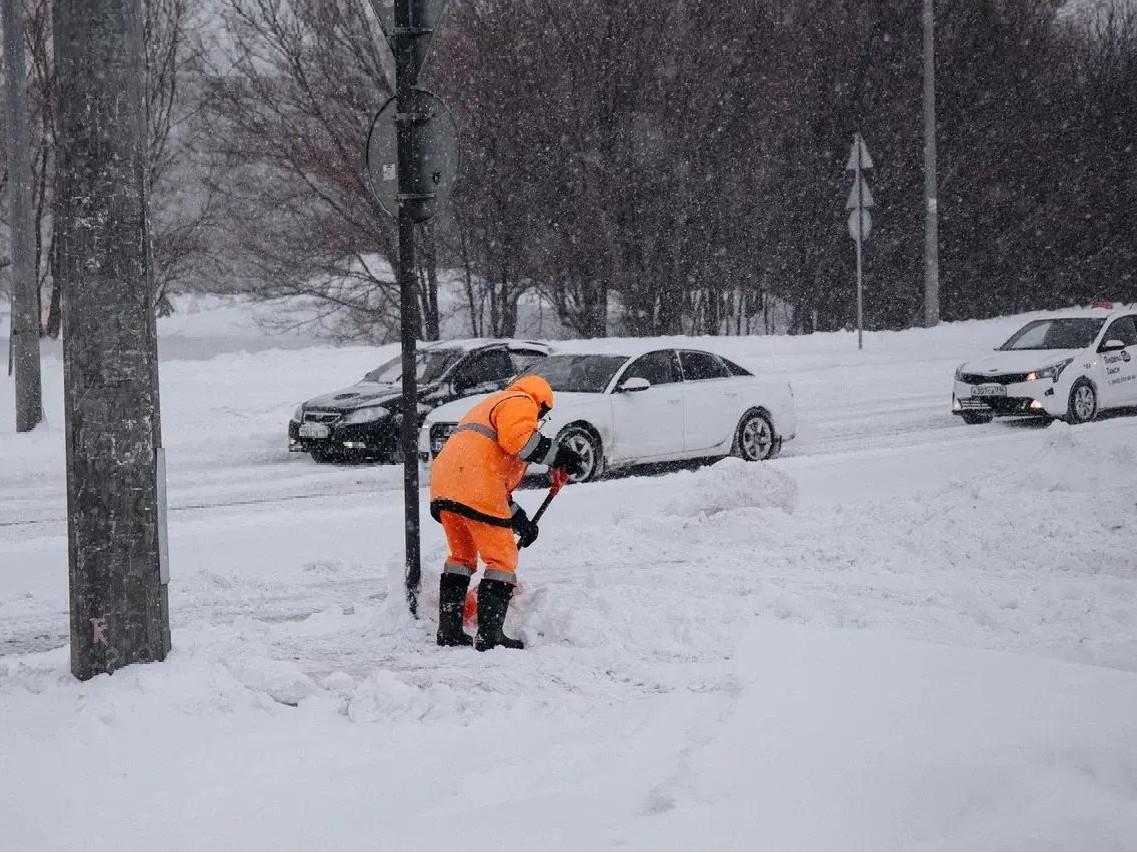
left=419, top=347, right=797, bottom=481
left=952, top=306, right=1137, bottom=424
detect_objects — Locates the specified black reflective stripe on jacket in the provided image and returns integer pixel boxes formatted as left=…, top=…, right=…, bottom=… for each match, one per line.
left=430, top=498, right=514, bottom=528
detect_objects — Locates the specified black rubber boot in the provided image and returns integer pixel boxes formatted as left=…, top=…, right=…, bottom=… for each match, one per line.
left=436, top=573, right=473, bottom=647
left=474, top=578, right=525, bottom=651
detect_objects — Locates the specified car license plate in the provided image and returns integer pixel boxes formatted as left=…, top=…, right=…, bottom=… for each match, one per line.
left=299, top=422, right=329, bottom=439
left=972, top=383, right=1006, bottom=398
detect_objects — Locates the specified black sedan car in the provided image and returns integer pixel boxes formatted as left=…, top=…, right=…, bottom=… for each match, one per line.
left=288, top=338, right=550, bottom=462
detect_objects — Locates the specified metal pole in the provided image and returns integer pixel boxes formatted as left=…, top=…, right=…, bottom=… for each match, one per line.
left=922, top=0, right=941, bottom=326
left=856, top=231, right=864, bottom=351
left=395, top=0, right=422, bottom=615
left=855, top=135, right=864, bottom=351
left=2, top=0, right=43, bottom=431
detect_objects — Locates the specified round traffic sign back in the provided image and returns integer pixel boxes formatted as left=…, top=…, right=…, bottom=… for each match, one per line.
left=365, top=89, right=459, bottom=222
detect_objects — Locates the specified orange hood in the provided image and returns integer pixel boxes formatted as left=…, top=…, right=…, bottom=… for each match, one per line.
left=509, top=374, right=554, bottom=412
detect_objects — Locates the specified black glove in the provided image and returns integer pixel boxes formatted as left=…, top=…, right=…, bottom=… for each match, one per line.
left=511, top=506, right=540, bottom=548
left=551, top=442, right=585, bottom=477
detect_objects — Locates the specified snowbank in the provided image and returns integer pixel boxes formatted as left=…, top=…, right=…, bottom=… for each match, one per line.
left=3, top=620, right=1137, bottom=849
left=3, top=296, right=1137, bottom=849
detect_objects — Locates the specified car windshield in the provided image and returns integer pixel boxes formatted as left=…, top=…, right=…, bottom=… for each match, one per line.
left=997, top=318, right=1106, bottom=351
left=519, top=355, right=628, bottom=393
left=363, top=349, right=463, bottom=384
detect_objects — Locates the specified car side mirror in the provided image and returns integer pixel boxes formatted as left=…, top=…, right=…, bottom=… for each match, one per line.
left=1100, top=339, right=1127, bottom=353
left=618, top=377, right=651, bottom=393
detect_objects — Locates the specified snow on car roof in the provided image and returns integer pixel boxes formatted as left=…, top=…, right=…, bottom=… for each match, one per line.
left=421, top=338, right=550, bottom=353
left=552, top=335, right=766, bottom=357
left=537, top=349, right=631, bottom=360
left=542, top=339, right=721, bottom=359
left=1027, top=303, right=1135, bottom=320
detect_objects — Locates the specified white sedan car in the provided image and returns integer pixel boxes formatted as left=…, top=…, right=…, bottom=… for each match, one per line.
left=419, top=347, right=797, bottom=481
left=952, top=307, right=1137, bottom=424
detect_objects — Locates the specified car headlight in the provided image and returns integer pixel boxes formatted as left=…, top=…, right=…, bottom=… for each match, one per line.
left=292, top=404, right=305, bottom=422
left=1025, top=358, right=1074, bottom=383
left=342, top=405, right=390, bottom=424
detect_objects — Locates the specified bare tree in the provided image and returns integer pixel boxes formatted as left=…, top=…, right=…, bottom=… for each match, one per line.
left=146, top=0, right=220, bottom=315
left=4, top=0, right=216, bottom=337
left=3, top=0, right=43, bottom=428
left=432, top=0, right=1137, bottom=335
left=203, top=0, right=443, bottom=342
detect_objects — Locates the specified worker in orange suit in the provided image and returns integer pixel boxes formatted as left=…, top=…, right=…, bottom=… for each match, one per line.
left=429, top=374, right=584, bottom=650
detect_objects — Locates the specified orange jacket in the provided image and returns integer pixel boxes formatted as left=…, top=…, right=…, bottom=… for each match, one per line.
left=429, top=375, right=556, bottom=527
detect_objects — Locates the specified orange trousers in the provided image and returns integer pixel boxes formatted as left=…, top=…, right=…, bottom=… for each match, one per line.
left=440, top=511, right=518, bottom=583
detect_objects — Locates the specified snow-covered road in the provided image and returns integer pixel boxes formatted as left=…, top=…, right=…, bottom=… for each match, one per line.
left=2, top=299, right=1136, bottom=849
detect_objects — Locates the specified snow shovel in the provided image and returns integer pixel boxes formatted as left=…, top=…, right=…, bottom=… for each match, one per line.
left=527, top=465, right=571, bottom=531
left=463, top=467, right=572, bottom=625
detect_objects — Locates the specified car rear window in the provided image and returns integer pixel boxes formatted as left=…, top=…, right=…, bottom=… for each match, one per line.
left=679, top=350, right=730, bottom=381
left=720, top=357, right=752, bottom=377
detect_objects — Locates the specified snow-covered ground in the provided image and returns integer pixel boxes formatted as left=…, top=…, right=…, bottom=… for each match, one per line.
left=2, top=297, right=1136, bottom=850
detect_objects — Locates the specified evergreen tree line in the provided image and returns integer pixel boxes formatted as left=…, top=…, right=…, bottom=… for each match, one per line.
left=3, top=0, right=1136, bottom=340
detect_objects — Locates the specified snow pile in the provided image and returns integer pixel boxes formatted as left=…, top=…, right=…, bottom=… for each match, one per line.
left=224, top=649, right=320, bottom=707
left=660, top=457, right=798, bottom=518
left=1037, top=419, right=1137, bottom=495
left=635, top=623, right=1137, bottom=850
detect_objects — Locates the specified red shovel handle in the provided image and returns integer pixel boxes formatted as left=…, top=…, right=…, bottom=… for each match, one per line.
left=549, top=466, right=570, bottom=495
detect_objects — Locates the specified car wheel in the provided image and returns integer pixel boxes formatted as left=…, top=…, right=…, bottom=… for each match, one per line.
left=1066, top=379, right=1098, bottom=424
left=556, top=425, right=604, bottom=483
left=734, top=410, right=777, bottom=462
left=960, top=412, right=994, bottom=425
left=310, top=448, right=336, bottom=464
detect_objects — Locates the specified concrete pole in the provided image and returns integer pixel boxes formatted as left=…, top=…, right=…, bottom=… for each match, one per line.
left=54, top=0, right=170, bottom=679
left=2, top=0, right=44, bottom=431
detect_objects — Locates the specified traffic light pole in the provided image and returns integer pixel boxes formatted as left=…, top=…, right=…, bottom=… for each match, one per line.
left=395, top=0, right=425, bottom=616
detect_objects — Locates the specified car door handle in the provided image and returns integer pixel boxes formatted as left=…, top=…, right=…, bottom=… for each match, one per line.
left=725, top=391, right=739, bottom=398
left=666, top=397, right=681, bottom=404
